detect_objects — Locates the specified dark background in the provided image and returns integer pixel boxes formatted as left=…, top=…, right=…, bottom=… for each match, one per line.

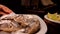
left=0, top=0, right=59, bottom=14
left=0, top=0, right=21, bottom=13
left=0, top=0, right=60, bottom=15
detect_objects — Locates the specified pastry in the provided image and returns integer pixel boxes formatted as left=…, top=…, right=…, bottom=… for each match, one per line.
left=0, top=20, right=21, bottom=32
left=0, top=14, right=40, bottom=34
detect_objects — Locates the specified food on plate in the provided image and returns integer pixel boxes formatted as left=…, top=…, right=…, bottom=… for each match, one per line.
left=27, top=20, right=40, bottom=34
left=47, top=13, right=60, bottom=21
left=0, top=14, right=40, bottom=34
left=0, top=20, right=21, bottom=32
left=0, top=31, right=10, bottom=34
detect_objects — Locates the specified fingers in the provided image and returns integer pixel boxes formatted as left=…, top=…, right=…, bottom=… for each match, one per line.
left=0, top=4, right=13, bottom=14
left=0, top=11, right=7, bottom=15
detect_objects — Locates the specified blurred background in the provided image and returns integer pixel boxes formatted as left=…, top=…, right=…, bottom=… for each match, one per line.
left=0, top=0, right=59, bottom=18
left=0, top=0, right=60, bottom=34
left=0, top=0, right=59, bottom=13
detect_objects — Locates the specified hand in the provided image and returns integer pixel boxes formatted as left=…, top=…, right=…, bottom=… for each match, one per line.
left=0, top=4, right=13, bottom=16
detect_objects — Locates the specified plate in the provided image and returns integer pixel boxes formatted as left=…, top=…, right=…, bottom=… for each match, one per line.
left=0, top=14, right=47, bottom=34
left=44, top=15, right=60, bottom=23
left=33, top=15, right=47, bottom=34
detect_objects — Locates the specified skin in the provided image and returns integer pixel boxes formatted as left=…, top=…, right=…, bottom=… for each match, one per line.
left=0, top=4, right=13, bottom=15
